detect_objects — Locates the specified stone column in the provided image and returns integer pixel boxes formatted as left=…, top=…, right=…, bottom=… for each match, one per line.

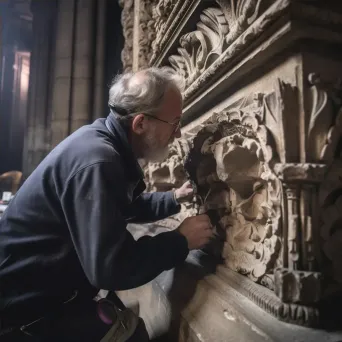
left=50, top=0, right=102, bottom=148
left=92, top=0, right=106, bottom=119
left=50, top=0, right=76, bottom=148
left=23, top=0, right=57, bottom=176
left=70, top=0, right=95, bottom=132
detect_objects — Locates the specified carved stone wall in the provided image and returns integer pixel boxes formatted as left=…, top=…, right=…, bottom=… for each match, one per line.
left=122, top=0, right=342, bottom=336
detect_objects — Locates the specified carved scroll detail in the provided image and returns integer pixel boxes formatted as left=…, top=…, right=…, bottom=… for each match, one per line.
left=307, top=73, right=342, bottom=162
left=169, top=7, right=229, bottom=87
left=169, top=0, right=286, bottom=100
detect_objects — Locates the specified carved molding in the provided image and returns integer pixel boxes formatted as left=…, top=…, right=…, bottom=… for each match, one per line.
left=150, top=0, right=186, bottom=65
left=274, top=163, right=327, bottom=183
left=139, top=0, right=156, bottom=68
left=119, top=0, right=134, bottom=72
left=217, top=266, right=320, bottom=327
left=169, top=0, right=288, bottom=101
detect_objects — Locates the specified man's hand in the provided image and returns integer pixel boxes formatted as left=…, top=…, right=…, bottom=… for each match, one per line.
left=177, top=214, right=213, bottom=250
left=174, top=180, right=193, bottom=203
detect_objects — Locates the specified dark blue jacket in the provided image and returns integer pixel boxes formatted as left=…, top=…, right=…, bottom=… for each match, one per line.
left=0, top=113, right=188, bottom=321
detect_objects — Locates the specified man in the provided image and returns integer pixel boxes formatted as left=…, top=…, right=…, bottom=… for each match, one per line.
left=0, top=67, right=213, bottom=341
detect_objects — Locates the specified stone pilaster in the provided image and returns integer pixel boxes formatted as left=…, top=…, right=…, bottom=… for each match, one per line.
left=50, top=0, right=105, bottom=148
left=273, top=163, right=327, bottom=308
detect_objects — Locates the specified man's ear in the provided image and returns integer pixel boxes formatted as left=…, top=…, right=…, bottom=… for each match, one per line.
left=131, top=114, right=147, bottom=135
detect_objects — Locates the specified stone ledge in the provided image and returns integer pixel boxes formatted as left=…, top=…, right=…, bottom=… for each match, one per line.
left=117, top=251, right=342, bottom=340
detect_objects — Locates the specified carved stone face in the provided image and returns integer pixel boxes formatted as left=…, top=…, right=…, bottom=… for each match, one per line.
left=184, top=118, right=281, bottom=288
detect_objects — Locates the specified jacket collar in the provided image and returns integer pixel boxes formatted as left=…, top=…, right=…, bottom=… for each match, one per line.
left=105, top=111, right=144, bottom=181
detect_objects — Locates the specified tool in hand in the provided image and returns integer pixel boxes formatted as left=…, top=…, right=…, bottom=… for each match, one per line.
left=191, top=184, right=220, bottom=237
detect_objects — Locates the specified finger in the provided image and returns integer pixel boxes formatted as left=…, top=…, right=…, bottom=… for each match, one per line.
left=196, top=220, right=212, bottom=230
left=204, top=229, right=214, bottom=238
left=198, top=229, right=214, bottom=239
left=199, top=238, right=211, bottom=247
left=196, top=214, right=210, bottom=221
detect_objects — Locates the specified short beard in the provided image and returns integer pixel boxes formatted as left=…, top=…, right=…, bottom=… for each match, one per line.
left=142, top=125, right=170, bottom=163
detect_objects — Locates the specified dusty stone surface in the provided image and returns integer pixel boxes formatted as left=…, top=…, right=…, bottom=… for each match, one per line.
left=122, top=0, right=342, bottom=335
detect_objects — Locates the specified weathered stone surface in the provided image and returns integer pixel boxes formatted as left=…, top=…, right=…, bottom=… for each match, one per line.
left=123, top=0, right=342, bottom=334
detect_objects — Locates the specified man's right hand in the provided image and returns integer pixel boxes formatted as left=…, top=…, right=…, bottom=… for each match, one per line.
left=177, top=214, right=214, bottom=250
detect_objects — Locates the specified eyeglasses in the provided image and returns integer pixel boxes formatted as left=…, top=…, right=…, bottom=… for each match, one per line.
left=109, top=106, right=181, bottom=133
left=143, top=113, right=181, bottom=132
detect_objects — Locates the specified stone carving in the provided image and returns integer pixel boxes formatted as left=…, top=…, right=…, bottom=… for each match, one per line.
left=284, top=187, right=300, bottom=270
left=150, top=0, right=178, bottom=63
left=182, top=81, right=299, bottom=288
left=319, top=159, right=342, bottom=287
left=274, top=163, right=328, bottom=272
left=169, top=6, right=229, bottom=87
left=218, top=265, right=320, bottom=327
left=169, top=0, right=287, bottom=100
left=274, top=268, right=322, bottom=305
left=139, top=0, right=156, bottom=68
left=274, top=163, right=327, bottom=183
left=146, top=139, right=190, bottom=192
left=307, top=73, right=342, bottom=162
left=144, top=139, right=196, bottom=228
left=119, top=0, right=134, bottom=72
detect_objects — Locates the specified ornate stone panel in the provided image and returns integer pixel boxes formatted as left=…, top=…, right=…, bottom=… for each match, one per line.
left=126, top=0, right=342, bottom=332
left=168, top=0, right=287, bottom=101
left=182, top=85, right=288, bottom=289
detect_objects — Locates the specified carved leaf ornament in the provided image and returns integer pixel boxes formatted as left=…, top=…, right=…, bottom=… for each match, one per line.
left=169, top=0, right=267, bottom=87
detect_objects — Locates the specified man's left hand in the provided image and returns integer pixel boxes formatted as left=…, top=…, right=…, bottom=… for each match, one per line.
left=174, top=181, right=194, bottom=203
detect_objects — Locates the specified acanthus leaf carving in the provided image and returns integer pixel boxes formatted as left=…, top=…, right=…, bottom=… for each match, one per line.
left=169, top=0, right=274, bottom=89
left=307, top=73, right=342, bottom=162
left=170, top=7, right=229, bottom=87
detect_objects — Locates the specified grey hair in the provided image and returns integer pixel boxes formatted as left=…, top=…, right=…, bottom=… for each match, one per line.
left=108, top=67, right=184, bottom=123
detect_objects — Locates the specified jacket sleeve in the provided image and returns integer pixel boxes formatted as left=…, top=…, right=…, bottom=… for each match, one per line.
left=126, top=192, right=181, bottom=224
left=60, top=161, right=189, bottom=291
